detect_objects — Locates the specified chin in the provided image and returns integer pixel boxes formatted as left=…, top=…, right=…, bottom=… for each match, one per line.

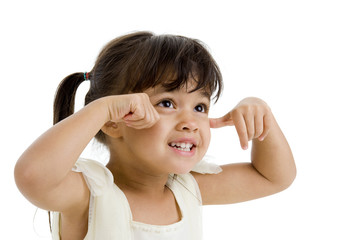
left=169, top=161, right=199, bottom=175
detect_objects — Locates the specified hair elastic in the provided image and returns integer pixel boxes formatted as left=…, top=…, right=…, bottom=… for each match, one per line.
left=84, top=72, right=90, bottom=81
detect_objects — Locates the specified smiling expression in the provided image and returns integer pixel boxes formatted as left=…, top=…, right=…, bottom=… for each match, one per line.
left=116, top=83, right=212, bottom=175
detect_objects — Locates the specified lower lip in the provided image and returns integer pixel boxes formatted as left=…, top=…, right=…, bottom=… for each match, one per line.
left=169, top=146, right=196, bottom=157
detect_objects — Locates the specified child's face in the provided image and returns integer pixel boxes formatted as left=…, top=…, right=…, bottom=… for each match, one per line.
left=120, top=82, right=211, bottom=175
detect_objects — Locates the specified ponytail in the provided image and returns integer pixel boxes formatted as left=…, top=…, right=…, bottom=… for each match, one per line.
left=49, top=72, right=88, bottom=232
left=53, top=72, right=87, bottom=125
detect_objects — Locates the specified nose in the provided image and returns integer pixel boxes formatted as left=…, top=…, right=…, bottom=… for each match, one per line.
left=175, top=111, right=199, bottom=132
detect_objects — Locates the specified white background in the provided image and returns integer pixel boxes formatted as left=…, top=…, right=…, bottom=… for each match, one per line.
left=1, top=0, right=360, bottom=239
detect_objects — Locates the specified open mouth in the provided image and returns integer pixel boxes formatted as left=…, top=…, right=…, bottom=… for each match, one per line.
left=168, top=142, right=195, bottom=152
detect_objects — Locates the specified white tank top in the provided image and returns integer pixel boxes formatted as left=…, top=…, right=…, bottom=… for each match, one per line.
left=51, top=158, right=222, bottom=240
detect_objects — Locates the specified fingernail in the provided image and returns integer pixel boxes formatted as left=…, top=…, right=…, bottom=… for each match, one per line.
left=242, top=145, right=248, bottom=150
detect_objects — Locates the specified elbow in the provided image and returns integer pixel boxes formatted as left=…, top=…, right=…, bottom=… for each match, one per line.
left=278, top=155, right=297, bottom=191
left=287, top=162, right=297, bottom=187
left=14, top=158, right=48, bottom=198
left=14, top=160, right=36, bottom=195
left=276, top=167, right=297, bottom=192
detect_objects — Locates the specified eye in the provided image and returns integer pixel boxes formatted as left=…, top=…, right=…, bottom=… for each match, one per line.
left=194, top=104, right=208, bottom=113
left=157, top=99, right=174, bottom=108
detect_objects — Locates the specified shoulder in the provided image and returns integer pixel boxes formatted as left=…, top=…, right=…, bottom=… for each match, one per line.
left=169, top=172, right=203, bottom=205
left=72, top=158, right=114, bottom=196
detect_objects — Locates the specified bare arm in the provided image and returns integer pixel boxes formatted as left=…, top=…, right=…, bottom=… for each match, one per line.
left=14, top=98, right=109, bottom=211
left=192, top=97, right=296, bottom=205
left=251, top=114, right=296, bottom=188
left=14, top=94, right=159, bottom=212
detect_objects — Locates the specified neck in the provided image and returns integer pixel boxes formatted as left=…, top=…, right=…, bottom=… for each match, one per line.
left=106, top=153, right=170, bottom=198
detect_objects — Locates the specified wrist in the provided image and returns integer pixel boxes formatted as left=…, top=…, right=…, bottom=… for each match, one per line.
left=88, top=97, right=112, bottom=124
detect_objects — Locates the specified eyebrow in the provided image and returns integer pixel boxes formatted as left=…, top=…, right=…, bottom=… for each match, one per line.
left=197, top=90, right=211, bottom=100
left=148, top=87, right=211, bottom=101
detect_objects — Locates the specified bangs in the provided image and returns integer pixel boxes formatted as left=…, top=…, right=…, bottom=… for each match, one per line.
left=128, top=34, right=223, bottom=102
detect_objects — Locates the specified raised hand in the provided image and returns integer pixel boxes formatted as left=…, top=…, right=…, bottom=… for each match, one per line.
left=105, top=93, right=160, bottom=129
left=209, top=97, right=273, bottom=150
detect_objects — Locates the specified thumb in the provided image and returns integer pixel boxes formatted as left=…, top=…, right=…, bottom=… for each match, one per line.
left=209, top=112, right=234, bottom=128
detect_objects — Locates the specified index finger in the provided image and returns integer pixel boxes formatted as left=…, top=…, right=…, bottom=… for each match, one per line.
left=209, top=112, right=233, bottom=128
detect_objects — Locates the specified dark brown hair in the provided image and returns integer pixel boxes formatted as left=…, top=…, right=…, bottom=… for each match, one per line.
left=53, top=31, right=223, bottom=144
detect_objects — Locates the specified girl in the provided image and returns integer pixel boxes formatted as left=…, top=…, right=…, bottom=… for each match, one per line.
left=14, top=31, right=296, bottom=239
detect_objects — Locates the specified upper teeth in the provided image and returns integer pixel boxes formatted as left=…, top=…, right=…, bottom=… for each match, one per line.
left=170, top=142, right=194, bottom=151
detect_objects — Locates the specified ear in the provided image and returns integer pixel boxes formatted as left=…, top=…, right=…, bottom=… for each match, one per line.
left=101, top=121, right=123, bottom=138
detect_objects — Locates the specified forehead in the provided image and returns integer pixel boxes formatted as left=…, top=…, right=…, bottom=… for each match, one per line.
left=146, top=83, right=211, bottom=100
left=153, top=69, right=213, bottom=98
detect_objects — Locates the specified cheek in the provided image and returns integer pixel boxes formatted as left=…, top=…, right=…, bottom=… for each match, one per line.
left=124, top=119, right=168, bottom=143
left=201, top=121, right=211, bottom=149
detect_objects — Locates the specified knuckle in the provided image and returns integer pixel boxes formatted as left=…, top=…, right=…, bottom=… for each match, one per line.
left=233, top=106, right=245, bottom=115
left=140, top=93, right=150, bottom=100
left=133, top=93, right=148, bottom=102
left=154, top=114, right=160, bottom=122
left=241, top=104, right=252, bottom=113
left=145, top=115, right=152, bottom=123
